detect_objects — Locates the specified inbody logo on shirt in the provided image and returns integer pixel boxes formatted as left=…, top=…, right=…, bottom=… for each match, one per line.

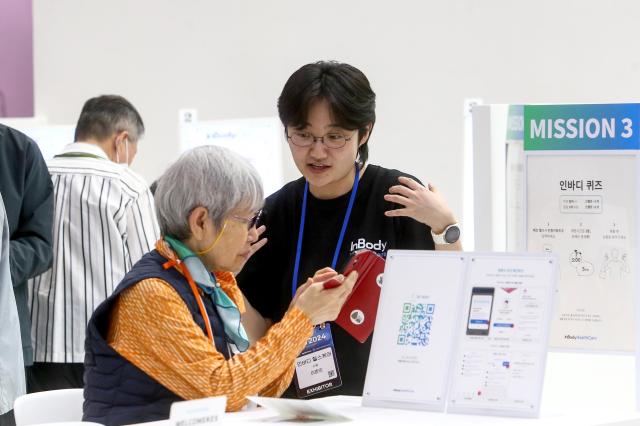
left=349, top=238, right=387, bottom=254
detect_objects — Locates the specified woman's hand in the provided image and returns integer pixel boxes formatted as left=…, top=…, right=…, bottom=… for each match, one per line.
left=288, top=267, right=339, bottom=310
left=383, top=177, right=457, bottom=234
left=292, top=271, right=358, bottom=325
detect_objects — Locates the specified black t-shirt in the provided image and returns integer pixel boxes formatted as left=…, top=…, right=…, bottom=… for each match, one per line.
left=237, top=164, right=435, bottom=398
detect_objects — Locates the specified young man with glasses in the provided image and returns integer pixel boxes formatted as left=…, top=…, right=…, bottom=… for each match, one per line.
left=237, top=61, right=461, bottom=399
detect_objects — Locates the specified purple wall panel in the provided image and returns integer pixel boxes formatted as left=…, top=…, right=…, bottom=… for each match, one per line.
left=0, top=0, right=34, bottom=117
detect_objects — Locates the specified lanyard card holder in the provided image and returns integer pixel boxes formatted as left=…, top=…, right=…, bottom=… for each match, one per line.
left=293, top=323, right=342, bottom=398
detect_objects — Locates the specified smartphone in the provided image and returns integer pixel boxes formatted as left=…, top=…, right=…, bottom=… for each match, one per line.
left=466, top=287, right=495, bottom=336
left=334, top=250, right=386, bottom=343
left=323, top=277, right=342, bottom=289
left=322, top=250, right=375, bottom=289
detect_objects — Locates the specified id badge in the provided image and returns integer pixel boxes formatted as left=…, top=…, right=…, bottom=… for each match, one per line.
left=293, top=323, right=342, bottom=398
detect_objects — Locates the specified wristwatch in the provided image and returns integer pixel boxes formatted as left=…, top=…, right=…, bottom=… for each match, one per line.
left=431, top=223, right=461, bottom=245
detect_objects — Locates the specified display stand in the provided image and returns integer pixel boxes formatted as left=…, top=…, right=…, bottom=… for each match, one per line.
left=447, top=253, right=557, bottom=418
left=523, top=104, right=640, bottom=354
left=363, top=252, right=466, bottom=412
left=363, top=251, right=557, bottom=418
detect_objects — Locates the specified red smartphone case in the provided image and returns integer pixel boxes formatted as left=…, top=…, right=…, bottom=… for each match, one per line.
left=323, top=277, right=342, bottom=289
left=334, top=250, right=386, bottom=343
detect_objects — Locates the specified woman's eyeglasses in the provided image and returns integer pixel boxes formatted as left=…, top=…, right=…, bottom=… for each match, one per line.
left=230, top=209, right=263, bottom=230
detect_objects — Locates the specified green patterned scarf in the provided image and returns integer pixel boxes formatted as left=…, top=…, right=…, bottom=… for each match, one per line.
left=164, top=235, right=249, bottom=353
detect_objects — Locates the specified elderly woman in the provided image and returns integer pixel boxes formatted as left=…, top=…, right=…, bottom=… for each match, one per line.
left=83, top=146, right=357, bottom=426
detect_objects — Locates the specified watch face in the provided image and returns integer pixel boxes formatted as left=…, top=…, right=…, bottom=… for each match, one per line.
left=444, top=225, right=461, bottom=244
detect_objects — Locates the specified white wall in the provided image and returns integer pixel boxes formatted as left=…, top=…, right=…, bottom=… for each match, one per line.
left=32, top=0, right=640, bottom=223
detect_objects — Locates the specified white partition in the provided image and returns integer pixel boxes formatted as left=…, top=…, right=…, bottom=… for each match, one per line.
left=471, top=104, right=509, bottom=252
left=178, top=110, right=285, bottom=197
left=0, top=117, right=74, bottom=161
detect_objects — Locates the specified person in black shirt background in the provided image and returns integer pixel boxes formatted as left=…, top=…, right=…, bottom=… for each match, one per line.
left=237, top=61, right=462, bottom=398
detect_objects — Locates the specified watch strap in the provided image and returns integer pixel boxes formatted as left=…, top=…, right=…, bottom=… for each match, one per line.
left=431, top=223, right=460, bottom=245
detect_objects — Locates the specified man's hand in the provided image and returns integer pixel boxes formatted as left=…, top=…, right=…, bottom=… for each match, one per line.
left=384, top=177, right=457, bottom=234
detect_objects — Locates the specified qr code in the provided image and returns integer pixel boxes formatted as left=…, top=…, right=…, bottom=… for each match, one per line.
left=397, top=303, right=435, bottom=346
left=328, top=369, right=335, bottom=378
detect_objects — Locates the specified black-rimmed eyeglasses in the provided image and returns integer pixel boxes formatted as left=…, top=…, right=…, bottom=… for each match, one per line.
left=286, top=130, right=356, bottom=149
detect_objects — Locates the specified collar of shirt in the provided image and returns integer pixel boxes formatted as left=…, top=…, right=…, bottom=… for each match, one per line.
left=155, top=239, right=242, bottom=309
left=58, top=142, right=110, bottom=160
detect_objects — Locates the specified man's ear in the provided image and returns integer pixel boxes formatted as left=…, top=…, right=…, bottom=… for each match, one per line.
left=359, top=123, right=373, bottom=147
left=115, top=130, right=129, bottom=147
left=112, top=131, right=128, bottom=159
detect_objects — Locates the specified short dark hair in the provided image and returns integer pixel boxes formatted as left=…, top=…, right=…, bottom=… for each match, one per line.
left=74, top=95, right=144, bottom=143
left=277, top=61, right=376, bottom=165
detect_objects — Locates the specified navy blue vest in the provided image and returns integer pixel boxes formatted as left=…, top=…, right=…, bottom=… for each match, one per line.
left=83, top=250, right=230, bottom=426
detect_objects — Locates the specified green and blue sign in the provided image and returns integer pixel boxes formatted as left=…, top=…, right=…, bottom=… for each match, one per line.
left=524, top=104, right=640, bottom=151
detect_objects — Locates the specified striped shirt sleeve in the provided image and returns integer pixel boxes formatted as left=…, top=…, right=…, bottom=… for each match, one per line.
left=107, top=278, right=313, bottom=411
left=124, top=188, right=159, bottom=265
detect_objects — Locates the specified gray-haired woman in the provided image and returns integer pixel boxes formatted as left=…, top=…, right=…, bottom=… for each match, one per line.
left=83, top=145, right=357, bottom=426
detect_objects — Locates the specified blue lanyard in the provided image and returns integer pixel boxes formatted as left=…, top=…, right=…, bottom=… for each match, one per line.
left=291, top=163, right=361, bottom=297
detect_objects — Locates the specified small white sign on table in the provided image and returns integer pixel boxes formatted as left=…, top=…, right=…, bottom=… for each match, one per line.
left=169, top=396, right=226, bottom=426
left=247, top=396, right=350, bottom=422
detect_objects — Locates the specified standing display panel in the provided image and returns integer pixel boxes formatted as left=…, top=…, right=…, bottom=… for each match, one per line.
left=524, top=104, right=640, bottom=353
left=447, top=254, right=557, bottom=418
left=364, top=251, right=557, bottom=418
left=362, top=252, right=466, bottom=412
left=178, top=110, right=285, bottom=197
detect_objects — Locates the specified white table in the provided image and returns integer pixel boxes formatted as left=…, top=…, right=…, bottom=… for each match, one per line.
left=135, top=351, right=639, bottom=425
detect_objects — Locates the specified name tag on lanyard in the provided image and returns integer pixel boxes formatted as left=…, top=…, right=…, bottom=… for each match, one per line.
left=291, top=163, right=361, bottom=398
left=293, top=323, right=342, bottom=398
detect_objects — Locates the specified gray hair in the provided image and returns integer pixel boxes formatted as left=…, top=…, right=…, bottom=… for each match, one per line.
left=154, top=145, right=264, bottom=240
left=74, top=95, right=145, bottom=142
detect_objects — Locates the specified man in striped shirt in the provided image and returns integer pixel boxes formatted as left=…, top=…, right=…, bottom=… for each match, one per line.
left=27, top=95, right=160, bottom=391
